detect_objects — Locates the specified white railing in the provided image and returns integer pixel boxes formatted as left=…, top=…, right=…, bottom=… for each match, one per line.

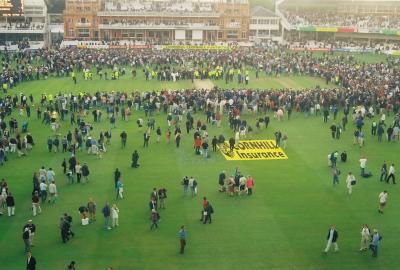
left=98, top=23, right=220, bottom=30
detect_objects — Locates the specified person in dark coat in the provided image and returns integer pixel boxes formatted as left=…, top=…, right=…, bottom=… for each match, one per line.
left=324, top=225, right=339, bottom=253
left=131, top=150, right=139, bottom=168
left=203, top=201, right=214, bottom=224
left=26, top=251, right=36, bottom=270
left=114, top=168, right=121, bottom=188
left=81, top=163, right=90, bottom=183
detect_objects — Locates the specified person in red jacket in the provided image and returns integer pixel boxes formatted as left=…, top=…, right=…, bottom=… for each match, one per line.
left=200, top=197, right=207, bottom=222
left=246, top=176, right=254, bottom=195
left=194, top=136, right=202, bottom=155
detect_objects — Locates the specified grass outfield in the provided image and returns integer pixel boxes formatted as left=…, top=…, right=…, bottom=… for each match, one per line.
left=0, top=74, right=399, bottom=270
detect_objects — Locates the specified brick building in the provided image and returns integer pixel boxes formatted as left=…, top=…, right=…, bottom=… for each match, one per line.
left=63, top=0, right=250, bottom=42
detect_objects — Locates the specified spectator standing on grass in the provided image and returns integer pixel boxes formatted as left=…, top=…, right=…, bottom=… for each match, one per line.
left=246, top=175, right=254, bottom=195
left=324, top=225, right=339, bottom=253
left=179, top=225, right=187, bottom=254
left=102, top=202, right=111, bottom=230
left=378, top=191, right=388, bottom=214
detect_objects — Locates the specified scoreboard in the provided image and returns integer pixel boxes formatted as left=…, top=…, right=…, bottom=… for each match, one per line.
left=0, top=0, right=23, bottom=16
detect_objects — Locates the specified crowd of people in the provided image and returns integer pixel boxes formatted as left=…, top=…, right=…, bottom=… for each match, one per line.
left=0, top=44, right=399, bottom=269
left=283, top=9, right=400, bottom=29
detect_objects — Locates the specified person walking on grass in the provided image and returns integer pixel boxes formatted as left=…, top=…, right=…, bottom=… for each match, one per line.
left=179, top=225, right=187, bottom=254
left=386, top=164, right=396, bottom=184
left=81, top=163, right=90, bottom=183
left=6, top=192, right=15, bottom=216
left=378, top=191, right=388, bottom=214
left=332, top=167, right=340, bottom=186
left=48, top=181, right=57, bottom=203
left=360, top=224, right=370, bottom=251
left=346, top=172, right=355, bottom=194
left=116, top=178, right=124, bottom=199
left=150, top=209, right=160, bottom=230
left=32, top=191, right=41, bottom=216
left=371, top=229, right=382, bottom=257
left=380, top=161, right=388, bottom=182
left=158, top=187, right=167, bottom=209
left=102, top=202, right=111, bottom=230
left=87, top=198, right=96, bottom=222
left=324, top=225, right=339, bottom=253
left=23, top=227, right=31, bottom=253
left=26, top=251, right=37, bottom=270
left=23, top=220, right=36, bottom=247
left=203, top=201, right=214, bottom=224
left=111, top=204, right=119, bottom=228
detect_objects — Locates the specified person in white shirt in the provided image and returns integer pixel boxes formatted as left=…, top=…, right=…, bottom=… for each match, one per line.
left=346, top=172, right=355, bottom=194
left=378, top=191, right=388, bottom=214
left=111, top=204, right=119, bottom=227
left=386, top=164, right=396, bottom=184
left=75, top=163, right=82, bottom=184
left=360, top=224, right=370, bottom=251
left=359, top=157, right=367, bottom=177
left=48, top=181, right=57, bottom=203
left=39, top=181, right=47, bottom=203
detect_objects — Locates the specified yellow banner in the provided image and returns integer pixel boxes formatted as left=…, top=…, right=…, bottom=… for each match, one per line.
left=218, top=140, right=288, bottom=161
left=163, top=45, right=230, bottom=50
left=316, top=27, right=338, bottom=32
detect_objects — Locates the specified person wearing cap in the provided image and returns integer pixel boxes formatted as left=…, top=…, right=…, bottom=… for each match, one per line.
left=371, top=229, right=382, bottom=257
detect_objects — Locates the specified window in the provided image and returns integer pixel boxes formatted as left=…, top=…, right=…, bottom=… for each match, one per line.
left=218, top=31, right=223, bottom=39
left=251, top=19, right=257, bottom=24
left=227, top=30, right=238, bottom=39
left=241, top=32, right=246, bottom=38
left=78, top=28, right=89, bottom=38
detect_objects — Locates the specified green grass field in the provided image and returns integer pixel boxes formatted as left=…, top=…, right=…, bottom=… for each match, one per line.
left=0, top=66, right=399, bottom=270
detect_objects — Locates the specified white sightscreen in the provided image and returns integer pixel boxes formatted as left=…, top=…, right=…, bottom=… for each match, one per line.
left=175, top=30, right=186, bottom=40
left=192, top=30, right=203, bottom=40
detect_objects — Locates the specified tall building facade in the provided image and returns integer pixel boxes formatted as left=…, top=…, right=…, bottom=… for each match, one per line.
left=63, top=0, right=250, bottom=42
